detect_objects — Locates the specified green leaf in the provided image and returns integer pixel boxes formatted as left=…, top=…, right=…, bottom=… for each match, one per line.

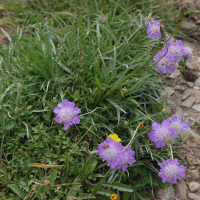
left=93, top=77, right=103, bottom=105
left=47, top=170, right=57, bottom=185
left=65, top=152, right=70, bottom=178
left=83, top=156, right=94, bottom=178
left=96, top=189, right=114, bottom=196
left=106, top=98, right=127, bottom=114
left=74, top=160, right=80, bottom=177
left=92, top=179, right=103, bottom=195
left=136, top=192, right=150, bottom=200
left=102, top=182, right=133, bottom=192
left=122, top=192, right=131, bottom=200
left=80, top=193, right=96, bottom=199
left=9, top=185, right=26, bottom=198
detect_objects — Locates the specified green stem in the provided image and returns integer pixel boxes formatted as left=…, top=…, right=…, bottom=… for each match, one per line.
left=123, top=123, right=142, bottom=151
left=78, top=107, right=107, bottom=117
left=136, top=109, right=154, bottom=122
left=31, top=185, right=41, bottom=200
left=159, top=0, right=164, bottom=24
left=169, top=145, right=173, bottom=160
left=81, top=151, right=88, bottom=185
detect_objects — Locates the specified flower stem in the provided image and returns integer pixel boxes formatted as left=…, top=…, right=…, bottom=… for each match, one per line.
left=79, top=107, right=107, bottom=117
left=136, top=109, right=154, bottom=122
left=123, top=123, right=142, bottom=151
left=169, top=145, right=173, bottom=160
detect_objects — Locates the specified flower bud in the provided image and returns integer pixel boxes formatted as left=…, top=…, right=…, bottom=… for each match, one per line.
left=99, top=16, right=106, bottom=23
left=124, top=121, right=129, bottom=127
left=131, top=20, right=137, bottom=25
left=145, top=16, right=153, bottom=23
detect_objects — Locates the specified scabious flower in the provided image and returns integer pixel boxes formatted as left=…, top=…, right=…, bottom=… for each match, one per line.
left=54, top=99, right=81, bottom=131
left=146, top=20, right=163, bottom=39
left=108, top=134, right=121, bottom=142
left=153, top=51, right=176, bottom=74
left=158, top=158, right=186, bottom=184
left=163, top=40, right=185, bottom=62
left=97, top=137, right=125, bottom=169
left=170, top=116, right=189, bottom=139
left=116, top=146, right=136, bottom=172
left=149, top=119, right=176, bottom=148
left=183, top=46, right=193, bottom=61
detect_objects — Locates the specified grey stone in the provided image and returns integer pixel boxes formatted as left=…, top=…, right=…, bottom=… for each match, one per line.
left=186, top=61, right=195, bottom=70
left=181, top=96, right=196, bottom=108
left=182, top=90, right=191, bottom=100
left=191, top=170, right=199, bottom=179
left=187, top=82, right=194, bottom=87
left=176, top=107, right=184, bottom=118
left=184, top=113, right=188, bottom=117
left=177, top=180, right=187, bottom=199
left=174, top=85, right=181, bottom=90
left=194, top=79, right=200, bottom=87
left=180, top=86, right=185, bottom=93
left=188, top=193, right=200, bottom=200
left=194, top=86, right=200, bottom=90
left=195, top=100, right=200, bottom=104
left=196, top=72, right=200, bottom=77
left=169, top=70, right=181, bottom=78
left=157, top=184, right=175, bottom=200
left=187, top=169, right=200, bottom=180
left=168, top=90, right=175, bottom=96
left=195, top=63, right=200, bottom=71
left=192, top=104, right=200, bottom=112
left=188, top=182, right=200, bottom=192
left=196, top=57, right=200, bottom=63
left=181, top=79, right=187, bottom=84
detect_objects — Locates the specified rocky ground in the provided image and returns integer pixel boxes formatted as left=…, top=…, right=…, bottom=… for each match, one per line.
left=155, top=42, right=200, bottom=200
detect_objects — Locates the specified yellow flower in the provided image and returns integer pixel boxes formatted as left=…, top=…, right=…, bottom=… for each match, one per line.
left=45, top=180, right=50, bottom=185
left=108, top=134, right=121, bottom=142
left=87, top=190, right=89, bottom=192
left=110, top=194, right=118, bottom=200
left=140, top=124, right=144, bottom=129
left=162, top=109, right=165, bottom=112
left=27, top=105, right=32, bottom=110
left=122, top=88, right=128, bottom=92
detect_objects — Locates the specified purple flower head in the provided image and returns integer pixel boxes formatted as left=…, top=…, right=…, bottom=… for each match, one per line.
left=163, top=40, right=185, bottom=62
left=158, top=158, right=186, bottom=184
left=146, top=20, right=163, bottom=39
left=170, top=116, right=189, bottom=139
left=54, top=99, right=81, bottom=131
left=183, top=46, right=193, bottom=62
left=149, top=119, right=176, bottom=148
left=116, top=146, right=136, bottom=172
left=97, top=137, right=125, bottom=169
left=153, top=51, right=176, bottom=74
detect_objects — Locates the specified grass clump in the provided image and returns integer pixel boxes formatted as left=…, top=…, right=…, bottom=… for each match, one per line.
left=0, top=0, right=189, bottom=199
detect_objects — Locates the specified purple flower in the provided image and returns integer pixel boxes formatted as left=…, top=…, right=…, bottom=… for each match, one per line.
left=149, top=119, right=176, bottom=148
left=116, top=146, right=136, bottom=172
left=183, top=46, right=193, bottom=61
left=153, top=51, right=176, bottom=74
left=158, top=158, right=186, bottom=184
left=170, top=116, right=189, bottom=139
left=146, top=20, right=163, bottom=39
left=54, top=99, right=81, bottom=130
left=163, top=40, right=185, bottom=62
left=97, top=137, right=125, bottom=169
